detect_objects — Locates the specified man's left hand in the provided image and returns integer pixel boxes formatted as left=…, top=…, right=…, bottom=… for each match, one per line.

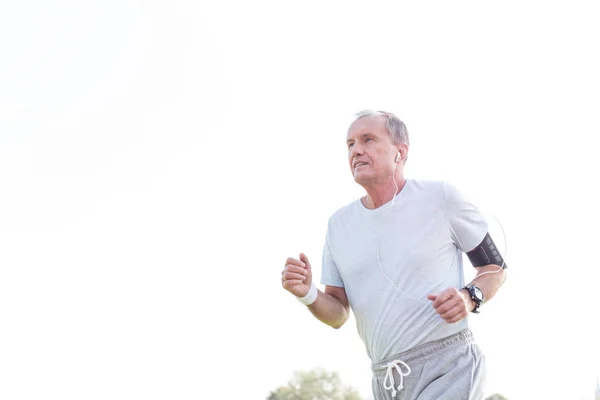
left=427, top=288, right=473, bottom=324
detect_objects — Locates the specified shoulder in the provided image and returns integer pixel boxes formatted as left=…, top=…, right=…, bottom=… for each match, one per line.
left=405, top=179, right=447, bottom=201
left=409, top=179, right=466, bottom=199
left=408, top=179, right=445, bottom=191
left=406, top=179, right=476, bottom=212
left=440, top=180, right=478, bottom=206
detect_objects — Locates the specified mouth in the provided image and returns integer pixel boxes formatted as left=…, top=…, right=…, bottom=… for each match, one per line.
left=354, top=162, right=368, bottom=170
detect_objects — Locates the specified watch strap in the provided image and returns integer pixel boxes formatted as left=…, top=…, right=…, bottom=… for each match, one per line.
left=462, top=284, right=483, bottom=314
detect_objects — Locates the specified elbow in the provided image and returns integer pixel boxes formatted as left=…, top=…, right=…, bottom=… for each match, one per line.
left=330, top=321, right=345, bottom=330
left=329, top=310, right=349, bottom=329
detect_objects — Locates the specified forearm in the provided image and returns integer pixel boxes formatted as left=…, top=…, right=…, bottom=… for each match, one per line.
left=306, top=290, right=349, bottom=329
left=468, top=264, right=507, bottom=305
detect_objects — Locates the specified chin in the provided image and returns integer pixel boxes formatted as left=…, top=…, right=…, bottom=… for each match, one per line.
left=353, top=172, right=369, bottom=185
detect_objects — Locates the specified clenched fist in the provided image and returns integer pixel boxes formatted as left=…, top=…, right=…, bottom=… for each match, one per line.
left=281, top=253, right=312, bottom=298
left=427, top=287, right=474, bottom=324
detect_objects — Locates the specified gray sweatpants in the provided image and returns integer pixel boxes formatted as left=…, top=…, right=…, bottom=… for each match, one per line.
left=371, top=330, right=486, bottom=400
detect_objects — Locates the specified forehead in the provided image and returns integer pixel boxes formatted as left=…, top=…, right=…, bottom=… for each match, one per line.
left=346, top=115, right=388, bottom=140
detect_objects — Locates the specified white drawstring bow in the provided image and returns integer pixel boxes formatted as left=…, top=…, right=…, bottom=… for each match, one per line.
left=383, top=359, right=411, bottom=398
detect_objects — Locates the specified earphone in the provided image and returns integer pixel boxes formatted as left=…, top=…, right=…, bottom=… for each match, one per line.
left=375, top=206, right=508, bottom=302
left=373, top=156, right=508, bottom=300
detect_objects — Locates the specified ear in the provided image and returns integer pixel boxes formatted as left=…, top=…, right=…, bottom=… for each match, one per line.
left=397, top=144, right=409, bottom=162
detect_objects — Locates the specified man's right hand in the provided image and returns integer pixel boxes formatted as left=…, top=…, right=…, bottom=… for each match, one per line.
left=281, top=253, right=312, bottom=297
left=281, top=254, right=350, bottom=329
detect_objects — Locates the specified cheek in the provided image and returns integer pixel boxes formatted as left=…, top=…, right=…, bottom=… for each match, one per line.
left=377, top=150, right=393, bottom=165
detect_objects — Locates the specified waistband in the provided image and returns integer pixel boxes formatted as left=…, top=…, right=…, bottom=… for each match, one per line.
left=371, top=329, right=475, bottom=373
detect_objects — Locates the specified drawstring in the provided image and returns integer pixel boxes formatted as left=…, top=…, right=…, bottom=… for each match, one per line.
left=383, top=359, right=411, bottom=398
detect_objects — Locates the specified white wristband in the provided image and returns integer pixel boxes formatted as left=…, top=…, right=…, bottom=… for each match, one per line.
left=296, top=283, right=318, bottom=306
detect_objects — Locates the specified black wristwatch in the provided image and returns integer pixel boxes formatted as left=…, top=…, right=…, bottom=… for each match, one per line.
left=462, top=284, right=484, bottom=314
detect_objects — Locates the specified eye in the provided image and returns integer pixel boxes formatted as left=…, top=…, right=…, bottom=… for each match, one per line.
left=348, top=143, right=354, bottom=149
left=364, top=137, right=373, bottom=143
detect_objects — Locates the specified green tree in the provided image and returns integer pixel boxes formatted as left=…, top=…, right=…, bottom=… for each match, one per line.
left=485, top=394, right=508, bottom=400
left=267, top=368, right=364, bottom=400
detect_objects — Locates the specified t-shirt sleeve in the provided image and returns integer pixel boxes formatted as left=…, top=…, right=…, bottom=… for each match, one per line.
left=320, top=234, right=344, bottom=287
left=443, top=181, right=488, bottom=253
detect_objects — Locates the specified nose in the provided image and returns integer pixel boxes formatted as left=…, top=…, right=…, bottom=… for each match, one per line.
left=350, top=142, right=363, bottom=158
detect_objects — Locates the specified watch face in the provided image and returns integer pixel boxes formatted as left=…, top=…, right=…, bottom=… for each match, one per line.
left=474, top=287, right=483, bottom=300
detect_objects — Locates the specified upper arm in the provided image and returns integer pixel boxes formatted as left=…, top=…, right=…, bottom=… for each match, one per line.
left=324, top=285, right=349, bottom=311
left=466, top=232, right=507, bottom=269
left=320, top=233, right=345, bottom=287
left=443, top=181, right=488, bottom=252
left=321, top=223, right=349, bottom=311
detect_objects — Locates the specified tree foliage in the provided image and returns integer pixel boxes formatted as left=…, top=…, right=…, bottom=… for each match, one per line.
left=267, top=368, right=364, bottom=400
left=485, top=394, right=509, bottom=400
left=268, top=368, right=507, bottom=400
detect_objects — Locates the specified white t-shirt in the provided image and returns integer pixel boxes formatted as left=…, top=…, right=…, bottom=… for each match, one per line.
left=320, top=179, right=487, bottom=363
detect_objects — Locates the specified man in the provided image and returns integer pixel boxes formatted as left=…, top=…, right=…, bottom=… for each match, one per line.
left=281, top=110, right=507, bottom=400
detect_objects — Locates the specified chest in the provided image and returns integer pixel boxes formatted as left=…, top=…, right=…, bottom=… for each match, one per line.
left=328, top=208, right=455, bottom=284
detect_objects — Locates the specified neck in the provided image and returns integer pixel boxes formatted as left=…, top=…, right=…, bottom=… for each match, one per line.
left=362, top=176, right=407, bottom=209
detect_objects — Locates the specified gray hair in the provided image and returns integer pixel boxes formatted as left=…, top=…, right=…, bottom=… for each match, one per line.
left=352, top=110, right=410, bottom=145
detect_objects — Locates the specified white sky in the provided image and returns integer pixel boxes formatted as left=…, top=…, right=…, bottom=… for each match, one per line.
left=1, top=1, right=599, bottom=399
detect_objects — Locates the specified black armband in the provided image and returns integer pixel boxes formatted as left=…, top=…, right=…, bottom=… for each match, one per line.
left=466, top=233, right=507, bottom=268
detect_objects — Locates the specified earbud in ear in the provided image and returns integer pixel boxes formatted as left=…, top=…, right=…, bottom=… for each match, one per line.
left=395, top=152, right=401, bottom=163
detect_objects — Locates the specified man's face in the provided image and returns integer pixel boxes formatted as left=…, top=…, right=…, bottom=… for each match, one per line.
left=346, top=115, right=398, bottom=185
